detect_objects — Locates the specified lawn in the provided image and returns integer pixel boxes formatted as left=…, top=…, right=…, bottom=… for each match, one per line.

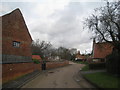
left=81, top=64, right=89, bottom=71
left=84, top=72, right=119, bottom=88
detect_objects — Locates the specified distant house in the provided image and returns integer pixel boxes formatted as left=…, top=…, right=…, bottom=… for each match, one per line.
left=92, top=39, right=113, bottom=62
left=48, top=56, right=61, bottom=61
left=75, top=51, right=85, bottom=61
left=2, top=8, right=33, bottom=63
left=32, top=55, right=42, bottom=61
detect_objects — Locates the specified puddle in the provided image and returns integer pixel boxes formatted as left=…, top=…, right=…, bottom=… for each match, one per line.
left=76, top=79, right=80, bottom=82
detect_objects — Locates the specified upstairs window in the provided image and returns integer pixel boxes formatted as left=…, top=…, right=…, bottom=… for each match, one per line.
left=13, top=41, right=20, bottom=48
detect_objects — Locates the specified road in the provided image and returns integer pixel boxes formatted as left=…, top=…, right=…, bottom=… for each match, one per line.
left=22, top=61, right=95, bottom=88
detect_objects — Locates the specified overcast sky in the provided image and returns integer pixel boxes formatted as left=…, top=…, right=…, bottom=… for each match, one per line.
left=1, top=0, right=115, bottom=54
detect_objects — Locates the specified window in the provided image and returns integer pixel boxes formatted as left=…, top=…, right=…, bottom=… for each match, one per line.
left=13, top=41, right=20, bottom=48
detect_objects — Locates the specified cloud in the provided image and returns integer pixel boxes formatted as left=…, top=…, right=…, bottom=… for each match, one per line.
left=1, top=0, right=107, bottom=53
left=27, top=1, right=99, bottom=53
left=30, top=2, right=93, bottom=52
left=1, top=0, right=38, bottom=2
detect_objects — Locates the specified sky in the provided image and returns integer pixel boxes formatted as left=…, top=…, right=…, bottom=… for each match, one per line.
left=0, top=0, right=115, bottom=54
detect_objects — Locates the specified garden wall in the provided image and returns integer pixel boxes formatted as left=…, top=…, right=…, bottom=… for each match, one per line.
left=46, top=60, right=69, bottom=70
left=2, top=62, right=41, bottom=83
left=2, top=60, right=69, bottom=84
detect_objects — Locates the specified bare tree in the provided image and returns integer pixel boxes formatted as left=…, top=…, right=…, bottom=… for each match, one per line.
left=57, top=47, right=72, bottom=60
left=85, top=1, right=120, bottom=52
left=32, top=39, right=52, bottom=59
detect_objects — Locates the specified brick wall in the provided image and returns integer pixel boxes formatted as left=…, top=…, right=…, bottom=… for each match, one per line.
left=0, top=64, right=2, bottom=85
left=46, top=60, right=69, bottom=70
left=2, top=61, right=69, bottom=84
left=93, top=42, right=113, bottom=58
left=2, top=62, right=41, bottom=83
left=2, top=9, right=32, bottom=59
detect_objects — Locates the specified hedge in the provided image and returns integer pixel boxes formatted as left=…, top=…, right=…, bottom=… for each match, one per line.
left=106, top=50, right=120, bottom=75
left=32, top=59, right=40, bottom=64
left=89, top=62, right=106, bottom=70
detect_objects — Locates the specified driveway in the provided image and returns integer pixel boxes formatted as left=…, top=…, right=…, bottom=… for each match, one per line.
left=22, top=61, right=95, bottom=88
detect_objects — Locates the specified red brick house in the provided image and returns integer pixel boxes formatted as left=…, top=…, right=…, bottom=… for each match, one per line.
left=92, top=39, right=113, bottom=62
left=2, top=8, right=32, bottom=63
left=75, top=51, right=85, bottom=61
left=1, top=8, right=42, bottom=83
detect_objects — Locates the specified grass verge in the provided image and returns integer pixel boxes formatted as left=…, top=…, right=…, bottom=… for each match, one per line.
left=83, top=72, right=119, bottom=88
left=81, top=64, right=89, bottom=71
left=73, top=61, right=89, bottom=71
left=73, top=61, right=88, bottom=64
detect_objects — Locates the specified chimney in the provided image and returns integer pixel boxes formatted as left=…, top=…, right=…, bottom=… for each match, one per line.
left=92, top=38, right=96, bottom=58
left=78, top=51, right=80, bottom=55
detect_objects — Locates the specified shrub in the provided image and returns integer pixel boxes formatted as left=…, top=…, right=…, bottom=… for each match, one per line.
left=32, top=59, right=40, bottom=64
left=89, top=62, right=106, bottom=70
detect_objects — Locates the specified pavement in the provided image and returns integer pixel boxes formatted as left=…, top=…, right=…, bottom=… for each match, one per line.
left=2, top=70, right=44, bottom=88
left=2, top=61, right=97, bottom=88
left=81, top=69, right=106, bottom=74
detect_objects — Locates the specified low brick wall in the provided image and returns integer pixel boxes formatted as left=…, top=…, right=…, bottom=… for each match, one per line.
left=2, top=62, right=41, bottom=83
left=0, top=64, right=2, bottom=85
left=46, top=60, right=69, bottom=70
left=2, top=60, right=69, bottom=83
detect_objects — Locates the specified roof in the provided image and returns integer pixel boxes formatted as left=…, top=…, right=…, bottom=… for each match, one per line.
left=32, top=55, right=42, bottom=60
left=1, top=8, right=33, bottom=41
left=93, top=42, right=113, bottom=58
left=76, top=54, right=85, bottom=59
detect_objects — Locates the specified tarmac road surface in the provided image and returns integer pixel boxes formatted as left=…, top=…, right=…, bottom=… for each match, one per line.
left=22, top=61, right=95, bottom=88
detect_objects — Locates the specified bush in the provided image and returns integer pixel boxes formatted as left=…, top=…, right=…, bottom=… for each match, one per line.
left=32, top=59, right=40, bottom=64
left=106, top=50, right=120, bottom=75
left=89, top=62, right=106, bottom=70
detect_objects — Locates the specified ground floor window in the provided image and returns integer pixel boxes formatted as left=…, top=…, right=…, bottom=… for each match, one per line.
left=13, top=41, right=20, bottom=48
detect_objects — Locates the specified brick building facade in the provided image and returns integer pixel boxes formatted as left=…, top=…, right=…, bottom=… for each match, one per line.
left=2, top=8, right=32, bottom=63
left=1, top=8, right=37, bottom=83
left=1, top=8, right=69, bottom=84
left=92, top=39, right=113, bottom=62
